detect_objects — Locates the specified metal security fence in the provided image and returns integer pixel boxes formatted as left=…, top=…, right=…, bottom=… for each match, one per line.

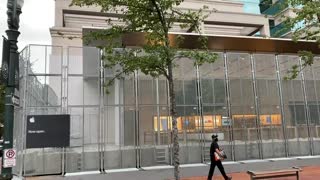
left=13, top=45, right=320, bottom=176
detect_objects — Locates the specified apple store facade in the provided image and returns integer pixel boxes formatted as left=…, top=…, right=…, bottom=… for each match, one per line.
left=13, top=35, right=320, bottom=176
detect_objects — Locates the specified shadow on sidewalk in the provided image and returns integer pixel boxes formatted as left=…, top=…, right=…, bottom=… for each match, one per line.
left=180, top=166, right=320, bottom=180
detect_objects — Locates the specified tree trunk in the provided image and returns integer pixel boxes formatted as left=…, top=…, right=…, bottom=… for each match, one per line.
left=168, top=61, right=180, bottom=180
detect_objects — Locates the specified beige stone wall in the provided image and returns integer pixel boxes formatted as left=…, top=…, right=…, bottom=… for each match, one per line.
left=54, top=0, right=101, bottom=27
left=52, top=0, right=270, bottom=46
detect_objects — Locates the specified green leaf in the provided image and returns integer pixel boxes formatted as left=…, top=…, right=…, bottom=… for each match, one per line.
left=280, top=0, right=320, bottom=79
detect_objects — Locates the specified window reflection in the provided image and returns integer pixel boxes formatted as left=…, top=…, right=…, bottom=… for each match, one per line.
left=259, top=114, right=281, bottom=125
left=153, top=114, right=281, bottom=132
left=153, top=115, right=222, bottom=132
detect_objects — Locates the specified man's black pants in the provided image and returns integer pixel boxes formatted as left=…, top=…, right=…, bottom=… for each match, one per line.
left=207, top=160, right=228, bottom=180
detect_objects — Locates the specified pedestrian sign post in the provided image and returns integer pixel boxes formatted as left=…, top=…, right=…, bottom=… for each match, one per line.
left=3, top=149, right=16, bottom=168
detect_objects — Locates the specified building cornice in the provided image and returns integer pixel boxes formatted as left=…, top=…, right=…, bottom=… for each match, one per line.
left=50, top=27, right=82, bottom=38
left=183, top=0, right=244, bottom=7
left=120, top=32, right=320, bottom=54
left=62, top=9, right=268, bottom=29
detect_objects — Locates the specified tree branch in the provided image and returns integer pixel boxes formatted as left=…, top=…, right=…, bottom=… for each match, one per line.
left=105, top=66, right=132, bottom=91
left=171, top=9, right=201, bottom=33
left=150, top=0, right=167, bottom=33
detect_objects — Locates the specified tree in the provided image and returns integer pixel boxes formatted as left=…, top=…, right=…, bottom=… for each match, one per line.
left=71, top=0, right=217, bottom=179
left=282, top=0, right=320, bottom=79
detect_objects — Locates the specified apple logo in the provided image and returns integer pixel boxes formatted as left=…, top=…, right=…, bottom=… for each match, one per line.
left=29, top=117, right=35, bottom=123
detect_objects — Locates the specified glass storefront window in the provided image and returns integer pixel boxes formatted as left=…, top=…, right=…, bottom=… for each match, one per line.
left=153, top=115, right=223, bottom=132
left=259, top=114, right=281, bottom=125
left=232, top=114, right=281, bottom=127
left=18, top=46, right=320, bottom=175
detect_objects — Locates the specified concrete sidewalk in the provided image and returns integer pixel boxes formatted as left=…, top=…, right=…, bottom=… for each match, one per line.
left=24, top=156, right=320, bottom=180
left=181, top=166, right=320, bottom=180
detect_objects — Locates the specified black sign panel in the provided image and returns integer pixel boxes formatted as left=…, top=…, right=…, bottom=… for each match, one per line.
left=1, top=36, right=19, bottom=90
left=26, top=114, right=70, bottom=149
left=1, top=37, right=10, bottom=84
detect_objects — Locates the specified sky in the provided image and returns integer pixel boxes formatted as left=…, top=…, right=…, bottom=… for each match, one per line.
left=0, top=0, right=54, bottom=58
left=239, top=0, right=260, bottom=14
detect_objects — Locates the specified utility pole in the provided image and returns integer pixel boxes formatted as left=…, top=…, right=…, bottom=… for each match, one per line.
left=1, top=0, right=24, bottom=179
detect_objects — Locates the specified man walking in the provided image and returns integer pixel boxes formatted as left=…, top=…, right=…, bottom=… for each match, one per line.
left=207, top=134, right=232, bottom=180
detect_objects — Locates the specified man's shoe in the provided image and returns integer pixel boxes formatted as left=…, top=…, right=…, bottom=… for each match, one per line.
left=227, top=177, right=232, bottom=180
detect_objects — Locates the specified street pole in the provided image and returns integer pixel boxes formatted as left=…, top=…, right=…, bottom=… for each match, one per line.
left=1, top=0, right=23, bottom=179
